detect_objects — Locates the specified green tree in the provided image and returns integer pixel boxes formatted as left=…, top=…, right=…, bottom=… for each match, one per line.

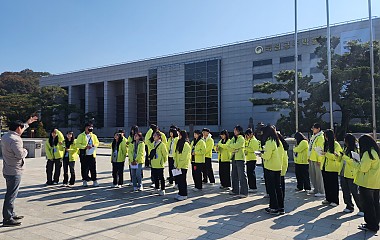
left=250, top=70, right=323, bottom=135
left=314, top=37, right=380, bottom=139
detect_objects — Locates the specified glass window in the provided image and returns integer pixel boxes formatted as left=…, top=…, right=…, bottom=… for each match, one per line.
left=253, top=59, right=272, bottom=67
left=280, top=55, right=302, bottom=63
left=253, top=72, right=272, bottom=80
left=185, top=59, right=220, bottom=125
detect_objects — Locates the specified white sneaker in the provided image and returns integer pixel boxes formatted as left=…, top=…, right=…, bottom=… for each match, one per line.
left=330, top=203, right=338, bottom=207
left=192, top=188, right=201, bottom=192
left=263, top=194, right=270, bottom=198
left=159, top=190, right=166, bottom=196
left=117, top=185, right=122, bottom=188
left=138, top=186, right=143, bottom=191
left=357, top=211, right=364, bottom=217
left=307, top=189, right=316, bottom=195
left=127, top=182, right=133, bottom=186
left=322, top=200, right=330, bottom=204
left=173, top=184, right=178, bottom=189
left=315, top=193, right=325, bottom=197
left=150, top=184, right=155, bottom=188
left=238, top=194, right=248, bottom=198
left=112, top=184, right=118, bottom=188
left=82, top=180, right=88, bottom=187
left=177, top=195, right=187, bottom=201
left=93, top=181, right=99, bottom=187
left=343, top=208, right=353, bottom=213
left=248, top=189, right=258, bottom=193
left=166, top=183, right=174, bottom=187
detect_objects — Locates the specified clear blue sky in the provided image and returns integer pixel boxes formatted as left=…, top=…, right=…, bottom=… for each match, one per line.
left=1, top=0, right=379, bottom=74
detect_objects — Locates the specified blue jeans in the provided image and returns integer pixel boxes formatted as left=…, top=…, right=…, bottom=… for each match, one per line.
left=2, top=174, right=21, bottom=221
left=131, top=164, right=143, bottom=188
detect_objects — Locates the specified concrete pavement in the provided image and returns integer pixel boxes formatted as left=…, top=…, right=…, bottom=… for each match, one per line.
left=0, top=154, right=378, bottom=240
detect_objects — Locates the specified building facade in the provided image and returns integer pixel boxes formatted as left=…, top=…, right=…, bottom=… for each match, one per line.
left=40, top=18, right=380, bottom=136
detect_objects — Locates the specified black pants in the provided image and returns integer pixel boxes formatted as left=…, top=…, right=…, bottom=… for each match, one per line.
left=192, top=162, right=204, bottom=189
left=219, top=161, right=231, bottom=188
left=202, top=157, right=215, bottom=183
left=175, top=169, right=188, bottom=196
left=340, top=176, right=362, bottom=211
left=145, top=145, right=150, bottom=167
left=281, top=176, right=285, bottom=199
left=295, top=164, right=311, bottom=190
left=62, top=157, right=75, bottom=185
left=80, top=155, right=97, bottom=181
left=46, top=159, right=62, bottom=184
left=168, top=157, right=175, bottom=184
left=112, top=162, right=125, bottom=185
left=246, top=160, right=257, bottom=189
left=359, top=187, right=380, bottom=232
left=152, top=168, right=165, bottom=190
left=322, top=170, right=339, bottom=204
left=265, top=168, right=284, bottom=210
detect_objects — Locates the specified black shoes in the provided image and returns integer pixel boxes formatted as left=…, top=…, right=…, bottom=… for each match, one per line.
left=358, top=223, right=378, bottom=232
left=12, top=215, right=24, bottom=220
left=3, top=219, right=21, bottom=227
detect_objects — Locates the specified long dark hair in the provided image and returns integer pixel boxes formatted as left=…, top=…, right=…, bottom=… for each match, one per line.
left=324, top=129, right=335, bottom=153
left=130, top=125, right=139, bottom=140
left=65, top=131, right=75, bottom=149
left=359, top=134, right=380, bottom=160
left=112, top=133, right=123, bottom=152
left=169, top=128, right=178, bottom=138
left=149, top=124, right=158, bottom=143
left=344, top=133, right=357, bottom=158
left=135, top=132, right=144, bottom=143
left=261, top=125, right=280, bottom=147
left=294, top=132, right=307, bottom=145
left=277, top=132, right=289, bottom=151
left=233, top=125, right=244, bottom=141
left=176, top=130, right=189, bottom=154
left=49, top=129, right=59, bottom=147
left=220, top=130, right=229, bottom=144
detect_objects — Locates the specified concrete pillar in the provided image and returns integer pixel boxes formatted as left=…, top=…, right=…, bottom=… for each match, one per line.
left=104, top=81, right=108, bottom=127
left=124, top=79, right=129, bottom=128
left=85, top=83, right=90, bottom=114
left=68, top=86, right=72, bottom=126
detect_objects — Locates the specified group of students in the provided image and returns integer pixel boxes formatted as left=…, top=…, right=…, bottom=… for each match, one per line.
left=293, top=123, right=380, bottom=233
left=44, top=122, right=380, bottom=232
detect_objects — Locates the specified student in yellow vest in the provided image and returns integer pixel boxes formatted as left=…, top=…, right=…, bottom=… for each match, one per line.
left=277, top=132, right=289, bottom=199
left=202, top=128, right=215, bottom=185
left=308, top=123, right=325, bottom=197
left=245, top=128, right=260, bottom=193
left=126, top=126, right=139, bottom=186
left=340, top=134, right=363, bottom=216
left=45, top=129, right=65, bottom=185
left=354, top=135, right=380, bottom=232
left=191, top=130, right=206, bottom=191
left=167, top=128, right=179, bottom=187
left=261, top=125, right=283, bottom=215
left=76, top=123, right=100, bottom=187
left=62, top=131, right=78, bottom=187
left=174, top=130, right=191, bottom=200
left=129, top=132, right=145, bottom=191
left=229, top=125, right=248, bottom=198
left=320, top=129, right=342, bottom=207
left=110, top=132, right=127, bottom=188
left=293, top=132, right=311, bottom=192
left=151, top=131, right=168, bottom=196
left=215, top=130, right=231, bottom=190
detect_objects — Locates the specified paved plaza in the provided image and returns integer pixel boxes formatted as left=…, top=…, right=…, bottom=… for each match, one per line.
left=0, top=149, right=378, bottom=240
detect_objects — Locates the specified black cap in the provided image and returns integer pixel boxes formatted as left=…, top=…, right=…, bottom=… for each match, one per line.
left=202, top=128, right=210, bottom=133
left=118, top=129, right=125, bottom=134
left=312, top=123, right=321, bottom=129
left=85, top=122, right=93, bottom=127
